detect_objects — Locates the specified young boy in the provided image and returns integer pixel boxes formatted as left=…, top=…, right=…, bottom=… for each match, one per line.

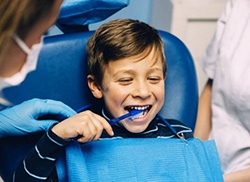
left=82, top=18, right=193, bottom=139
left=13, top=19, right=193, bottom=181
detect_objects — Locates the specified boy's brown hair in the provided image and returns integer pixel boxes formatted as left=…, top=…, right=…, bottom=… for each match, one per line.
left=87, top=18, right=166, bottom=86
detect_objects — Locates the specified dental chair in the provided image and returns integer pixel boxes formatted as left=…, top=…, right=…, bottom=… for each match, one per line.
left=0, top=30, right=198, bottom=181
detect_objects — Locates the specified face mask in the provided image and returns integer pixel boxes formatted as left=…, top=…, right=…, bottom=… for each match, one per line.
left=0, top=35, right=43, bottom=90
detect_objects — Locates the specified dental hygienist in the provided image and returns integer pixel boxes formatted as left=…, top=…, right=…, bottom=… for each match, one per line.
left=0, top=1, right=114, bottom=181
left=0, top=1, right=77, bottom=138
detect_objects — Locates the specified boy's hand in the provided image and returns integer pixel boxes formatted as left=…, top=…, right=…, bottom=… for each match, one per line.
left=51, top=110, right=114, bottom=143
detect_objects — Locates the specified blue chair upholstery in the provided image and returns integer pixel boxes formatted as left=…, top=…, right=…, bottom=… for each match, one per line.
left=0, top=30, right=198, bottom=181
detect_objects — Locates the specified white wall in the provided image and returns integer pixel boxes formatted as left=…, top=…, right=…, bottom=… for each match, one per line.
left=169, top=0, right=227, bottom=94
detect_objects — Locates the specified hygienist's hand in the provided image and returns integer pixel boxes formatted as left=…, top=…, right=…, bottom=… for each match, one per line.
left=51, top=110, right=114, bottom=143
left=0, top=98, right=76, bottom=138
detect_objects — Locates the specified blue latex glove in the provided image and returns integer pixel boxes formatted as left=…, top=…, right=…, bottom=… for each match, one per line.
left=0, top=98, right=76, bottom=138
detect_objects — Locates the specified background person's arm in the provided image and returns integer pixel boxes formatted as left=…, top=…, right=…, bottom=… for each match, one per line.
left=194, top=79, right=213, bottom=140
left=224, top=168, right=250, bottom=182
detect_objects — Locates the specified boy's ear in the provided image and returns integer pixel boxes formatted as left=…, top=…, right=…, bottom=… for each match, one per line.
left=87, top=75, right=103, bottom=98
left=164, top=72, right=167, bottom=80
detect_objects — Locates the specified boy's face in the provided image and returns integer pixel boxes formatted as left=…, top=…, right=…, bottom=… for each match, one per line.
left=89, top=48, right=165, bottom=133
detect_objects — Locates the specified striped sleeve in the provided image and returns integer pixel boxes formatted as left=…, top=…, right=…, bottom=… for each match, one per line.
left=12, top=126, right=69, bottom=182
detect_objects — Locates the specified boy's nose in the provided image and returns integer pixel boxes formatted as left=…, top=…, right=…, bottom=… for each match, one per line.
left=131, top=81, right=151, bottom=99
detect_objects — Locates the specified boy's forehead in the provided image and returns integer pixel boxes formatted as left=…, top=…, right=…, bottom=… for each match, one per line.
left=108, top=50, right=164, bottom=70
left=114, top=45, right=163, bottom=63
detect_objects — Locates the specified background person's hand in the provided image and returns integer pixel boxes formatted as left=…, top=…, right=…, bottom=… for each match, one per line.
left=0, top=98, right=76, bottom=138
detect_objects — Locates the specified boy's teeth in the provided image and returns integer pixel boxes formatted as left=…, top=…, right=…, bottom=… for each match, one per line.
left=130, top=106, right=149, bottom=110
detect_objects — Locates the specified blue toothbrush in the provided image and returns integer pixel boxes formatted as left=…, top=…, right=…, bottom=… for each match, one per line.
left=109, top=109, right=145, bottom=126
left=71, top=109, right=145, bottom=140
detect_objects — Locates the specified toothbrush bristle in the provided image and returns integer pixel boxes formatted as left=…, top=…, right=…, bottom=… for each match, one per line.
left=130, top=109, right=145, bottom=119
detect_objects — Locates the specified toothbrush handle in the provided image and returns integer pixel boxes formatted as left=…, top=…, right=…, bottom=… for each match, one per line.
left=109, top=118, right=120, bottom=126
left=109, top=113, right=131, bottom=126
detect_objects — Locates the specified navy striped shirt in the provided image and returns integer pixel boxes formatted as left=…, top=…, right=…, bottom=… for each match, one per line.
left=12, top=108, right=193, bottom=181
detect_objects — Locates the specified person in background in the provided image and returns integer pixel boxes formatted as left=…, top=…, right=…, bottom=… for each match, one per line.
left=194, top=0, right=250, bottom=181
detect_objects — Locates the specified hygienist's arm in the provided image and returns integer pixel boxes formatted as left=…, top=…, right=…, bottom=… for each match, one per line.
left=0, top=98, right=76, bottom=138
left=194, top=79, right=213, bottom=140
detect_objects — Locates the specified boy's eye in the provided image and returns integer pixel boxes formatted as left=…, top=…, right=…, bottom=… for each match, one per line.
left=118, top=78, right=133, bottom=84
left=148, top=76, right=162, bottom=83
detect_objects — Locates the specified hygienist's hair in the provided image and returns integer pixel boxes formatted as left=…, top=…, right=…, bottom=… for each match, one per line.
left=87, top=18, right=166, bottom=86
left=0, top=0, right=55, bottom=60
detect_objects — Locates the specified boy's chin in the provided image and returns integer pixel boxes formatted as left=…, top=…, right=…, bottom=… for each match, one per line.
left=122, top=122, right=149, bottom=133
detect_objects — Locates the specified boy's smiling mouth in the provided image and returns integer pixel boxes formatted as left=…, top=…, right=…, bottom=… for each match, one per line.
left=124, top=105, right=152, bottom=119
